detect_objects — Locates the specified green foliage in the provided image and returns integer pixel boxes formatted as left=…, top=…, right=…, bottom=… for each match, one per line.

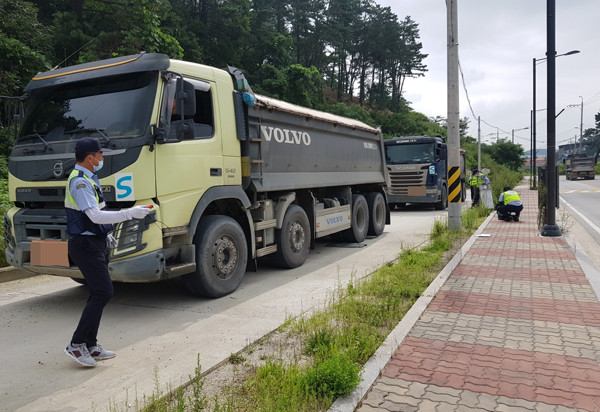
left=242, top=360, right=324, bottom=411
left=0, top=0, right=51, bottom=95
left=486, top=140, right=525, bottom=171
left=116, top=0, right=183, bottom=58
left=284, top=64, right=322, bottom=108
left=321, top=102, right=375, bottom=126
left=301, top=353, right=360, bottom=400
left=375, top=110, right=445, bottom=138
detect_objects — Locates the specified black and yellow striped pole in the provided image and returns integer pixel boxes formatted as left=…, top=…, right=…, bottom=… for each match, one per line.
left=448, top=166, right=462, bottom=204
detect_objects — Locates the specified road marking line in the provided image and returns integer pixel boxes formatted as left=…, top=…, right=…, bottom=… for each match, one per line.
left=560, top=189, right=600, bottom=194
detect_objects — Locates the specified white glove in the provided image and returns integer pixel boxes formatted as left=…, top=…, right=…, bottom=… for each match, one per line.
left=107, top=234, right=118, bottom=248
left=128, top=205, right=152, bottom=220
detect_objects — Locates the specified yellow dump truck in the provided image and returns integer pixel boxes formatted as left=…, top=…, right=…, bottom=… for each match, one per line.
left=4, top=53, right=389, bottom=297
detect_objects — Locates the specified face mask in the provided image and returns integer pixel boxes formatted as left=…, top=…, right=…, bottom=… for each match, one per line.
left=93, top=160, right=104, bottom=172
left=90, top=155, right=103, bottom=172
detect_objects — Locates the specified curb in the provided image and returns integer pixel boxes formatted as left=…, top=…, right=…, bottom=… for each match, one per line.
left=328, top=210, right=497, bottom=412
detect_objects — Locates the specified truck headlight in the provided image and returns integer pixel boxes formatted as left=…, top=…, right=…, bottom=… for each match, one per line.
left=112, top=218, right=146, bottom=258
left=4, top=214, right=14, bottom=249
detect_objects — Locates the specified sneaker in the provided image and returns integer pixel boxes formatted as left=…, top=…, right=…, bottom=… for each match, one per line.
left=65, top=343, right=96, bottom=367
left=514, top=216, right=519, bottom=222
left=88, top=345, right=116, bottom=361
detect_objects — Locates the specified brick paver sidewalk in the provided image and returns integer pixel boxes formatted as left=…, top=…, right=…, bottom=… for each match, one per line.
left=357, top=185, right=600, bottom=411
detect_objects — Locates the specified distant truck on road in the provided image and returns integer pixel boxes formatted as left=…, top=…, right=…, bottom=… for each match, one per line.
left=563, top=153, right=596, bottom=180
left=4, top=53, right=390, bottom=298
left=384, top=135, right=466, bottom=210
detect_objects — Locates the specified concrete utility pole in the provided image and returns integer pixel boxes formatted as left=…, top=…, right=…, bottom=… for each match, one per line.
left=447, top=0, right=461, bottom=231
left=579, top=96, right=583, bottom=153
left=478, top=116, right=481, bottom=172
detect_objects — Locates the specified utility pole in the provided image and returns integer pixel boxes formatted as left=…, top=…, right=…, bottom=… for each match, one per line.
left=446, top=0, right=461, bottom=231
left=579, top=95, right=583, bottom=153
left=478, top=116, right=481, bottom=171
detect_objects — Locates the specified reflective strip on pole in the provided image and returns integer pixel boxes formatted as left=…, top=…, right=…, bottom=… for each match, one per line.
left=448, top=166, right=461, bottom=203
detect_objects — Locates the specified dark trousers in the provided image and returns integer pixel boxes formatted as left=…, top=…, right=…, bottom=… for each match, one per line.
left=68, top=235, right=113, bottom=347
left=496, top=203, right=523, bottom=218
left=472, top=187, right=481, bottom=206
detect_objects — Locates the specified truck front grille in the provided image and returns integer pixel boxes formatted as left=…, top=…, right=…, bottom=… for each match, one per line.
left=14, top=209, right=68, bottom=242
left=388, top=169, right=426, bottom=188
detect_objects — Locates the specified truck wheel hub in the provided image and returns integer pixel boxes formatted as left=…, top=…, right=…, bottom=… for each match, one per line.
left=214, top=236, right=237, bottom=276
left=289, top=223, right=305, bottom=252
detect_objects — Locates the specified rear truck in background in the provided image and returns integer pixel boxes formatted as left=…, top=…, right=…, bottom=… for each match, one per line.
left=4, top=53, right=390, bottom=298
left=383, top=135, right=466, bottom=210
left=563, top=153, right=595, bottom=180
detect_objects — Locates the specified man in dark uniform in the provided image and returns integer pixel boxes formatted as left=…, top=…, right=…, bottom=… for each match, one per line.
left=64, top=137, right=152, bottom=367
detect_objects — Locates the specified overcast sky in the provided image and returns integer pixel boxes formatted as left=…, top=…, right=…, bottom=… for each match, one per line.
left=376, top=0, right=600, bottom=151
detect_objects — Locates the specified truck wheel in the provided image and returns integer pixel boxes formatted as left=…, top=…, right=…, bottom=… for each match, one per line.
left=340, top=194, right=369, bottom=243
left=366, top=192, right=385, bottom=236
left=434, top=185, right=448, bottom=210
left=183, top=215, right=248, bottom=298
left=272, top=205, right=310, bottom=268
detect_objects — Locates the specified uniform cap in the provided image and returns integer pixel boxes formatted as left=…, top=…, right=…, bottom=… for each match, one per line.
left=75, top=137, right=110, bottom=157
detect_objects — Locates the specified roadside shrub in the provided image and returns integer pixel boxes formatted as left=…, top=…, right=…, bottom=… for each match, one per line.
left=301, top=353, right=359, bottom=400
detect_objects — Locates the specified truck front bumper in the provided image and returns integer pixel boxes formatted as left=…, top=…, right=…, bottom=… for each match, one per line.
left=6, top=242, right=166, bottom=282
left=386, top=188, right=439, bottom=205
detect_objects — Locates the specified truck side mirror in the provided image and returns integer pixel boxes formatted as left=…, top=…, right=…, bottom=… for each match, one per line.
left=175, top=78, right=196, bottom=116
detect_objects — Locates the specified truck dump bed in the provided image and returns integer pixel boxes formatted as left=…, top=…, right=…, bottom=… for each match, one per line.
left=246, top=95, right=386, bottom=192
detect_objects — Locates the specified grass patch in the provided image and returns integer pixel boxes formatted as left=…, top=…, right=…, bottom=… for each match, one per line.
left=127, top=208, right=487, bottom=411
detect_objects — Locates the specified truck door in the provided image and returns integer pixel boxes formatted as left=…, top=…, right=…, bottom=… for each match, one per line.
left=155, top=77, right=224, bottom=229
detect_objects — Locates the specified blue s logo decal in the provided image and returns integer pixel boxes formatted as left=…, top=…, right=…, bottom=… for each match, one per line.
left=115, top=173, right=135, bottom=201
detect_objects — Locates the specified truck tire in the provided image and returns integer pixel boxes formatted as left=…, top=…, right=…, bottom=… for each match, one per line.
left=366, top=192, right=386, bottom=236
left=183, top=215, right=248, bottom=298
left=434, top=185, right=448, bottom=210
left=339, top=194, right=369, bottom=243
left=272, top=205, right=310, bottom=268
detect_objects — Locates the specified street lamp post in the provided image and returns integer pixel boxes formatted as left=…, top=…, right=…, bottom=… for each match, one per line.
left=532, top=50, right=579, bottom=190
left=512, top=126, right=529, bottom=144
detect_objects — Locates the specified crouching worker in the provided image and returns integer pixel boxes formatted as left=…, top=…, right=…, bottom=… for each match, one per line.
left=497, top=186, right=523, bottom=221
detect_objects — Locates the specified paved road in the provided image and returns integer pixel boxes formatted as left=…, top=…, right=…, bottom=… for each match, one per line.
left=0, top=206, right=452, bottom=411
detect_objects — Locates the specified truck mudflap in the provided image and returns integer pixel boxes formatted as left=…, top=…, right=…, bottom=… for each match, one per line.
left=7, top=245, right=167, bottom=282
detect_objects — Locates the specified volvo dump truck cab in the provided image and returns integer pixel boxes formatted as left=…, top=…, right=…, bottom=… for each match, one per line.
left=5, top=53, right=390, bottom=298
left=384, top=135, right=465, bottom=210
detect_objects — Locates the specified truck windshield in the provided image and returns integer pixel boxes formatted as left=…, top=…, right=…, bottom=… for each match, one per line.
left=385, top=143, right=435, bottom=165
left=17, top=71, right=157, bottom=148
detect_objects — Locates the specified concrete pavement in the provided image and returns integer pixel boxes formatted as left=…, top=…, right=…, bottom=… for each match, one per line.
left=337, top=184, right=600, bottom=411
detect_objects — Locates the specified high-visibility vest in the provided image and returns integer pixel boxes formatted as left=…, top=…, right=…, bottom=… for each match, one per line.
left=502, top=190, right=520, bottom=205
left=64, top=169, right=112, bottom=236
left=469, top=174, right=487, bottom=187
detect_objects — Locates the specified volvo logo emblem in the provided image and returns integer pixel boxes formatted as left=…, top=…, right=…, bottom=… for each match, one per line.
left=53, top=161, right=64, bottom=178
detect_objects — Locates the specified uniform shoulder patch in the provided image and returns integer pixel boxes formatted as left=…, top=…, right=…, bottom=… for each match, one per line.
left=76, top=184, right=86, bottom=189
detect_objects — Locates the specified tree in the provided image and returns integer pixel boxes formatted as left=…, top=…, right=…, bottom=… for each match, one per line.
left=486, top=140, right=525, bottom=171
left=582, top=111, right=600, bottom=163
left=0, top=0, right=51, bottom=95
